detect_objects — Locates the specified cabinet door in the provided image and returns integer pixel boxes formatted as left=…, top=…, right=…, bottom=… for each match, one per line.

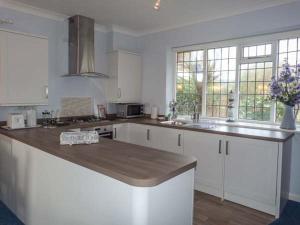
left=150, top=126, right=184, bottom=154
left=113, top=123, right=129, bottom=142
left=224, top=137, right=278, bottom=212
left=1, top=31, right=48, bottom=105
left=128, top=123, right=151, bottom=147
left=183, top=131, right=224, bottom=198
left=117, top=52, right=141, bottom=103
left=0, top=135, right=12, bottom=209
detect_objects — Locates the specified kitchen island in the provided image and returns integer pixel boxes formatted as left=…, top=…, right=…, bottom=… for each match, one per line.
left=0, top=126, right=197, bottom=225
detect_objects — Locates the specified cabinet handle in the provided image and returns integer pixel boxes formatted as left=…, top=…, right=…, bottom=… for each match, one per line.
left=117, top=88, right=122, bottom=98
left=114, top=128, right=117, bottom=139
left=44, top=85, right=48, bottom=99
left=225, top=141, right=229, bottom=155
left=178, top=134, right=182, bottom=147
left=147, top=129, right=150, bottom=141
left=218, top=140, right=222, bottom=154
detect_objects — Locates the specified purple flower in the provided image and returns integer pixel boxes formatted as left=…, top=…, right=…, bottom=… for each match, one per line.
left=270, top=63, right=300, bottom=106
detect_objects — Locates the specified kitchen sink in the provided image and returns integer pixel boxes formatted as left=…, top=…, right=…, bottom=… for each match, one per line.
left=183, top=123, right=216, bottom=129
left=160, top=121, right=187, bottom=126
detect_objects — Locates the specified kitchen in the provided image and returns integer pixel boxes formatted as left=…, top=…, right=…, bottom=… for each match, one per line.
left=0, top=0, right=300, bottom=225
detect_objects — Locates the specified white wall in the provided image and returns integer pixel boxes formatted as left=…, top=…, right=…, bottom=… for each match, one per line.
left=139, top=1, right=300, bottom=200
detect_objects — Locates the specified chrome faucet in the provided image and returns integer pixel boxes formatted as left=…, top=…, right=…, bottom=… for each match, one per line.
left=191, top=102, right=200, bottom=123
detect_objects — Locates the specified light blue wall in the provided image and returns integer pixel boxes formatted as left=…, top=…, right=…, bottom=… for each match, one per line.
left=139, top=1, right=300, bottom=199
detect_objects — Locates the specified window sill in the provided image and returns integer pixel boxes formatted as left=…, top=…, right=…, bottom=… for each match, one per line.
left=176, top=116, right=300, bottom=133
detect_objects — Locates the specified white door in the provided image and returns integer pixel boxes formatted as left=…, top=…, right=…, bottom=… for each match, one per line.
left=0, top=134, right=12, bottom=209
left=224, top=136, right=278, bottom=213
left=150, top=126, right=184, bottom=154
left=117, top=52, right=141, bottom=103
left=2, top=31, right=48, bottom=105
left=183, top=131, right=224, bottom=198
left=128, top=123, right=152, bottom=147
left=113, top=123, right=129, bottom=142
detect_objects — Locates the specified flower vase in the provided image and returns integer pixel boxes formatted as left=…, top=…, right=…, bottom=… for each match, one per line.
left=280, top=105, right=296, bottom=130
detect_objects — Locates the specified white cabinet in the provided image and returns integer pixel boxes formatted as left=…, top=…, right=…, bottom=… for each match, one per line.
left=113, top=123, right=130, bottom=142
left=223, top=137, right=279, bottom=214
left=183, top=130, right=290, bottom=217
left=125, top=124, right=184, bottom=153
left=183, top=131, right=224, bottom=198
left=105, top=51, right=141, bottom=103
left=0, top=134, right=12, bottom=209
left=128, top=123, right=152, bottom=147
left=0, top=30, right=48, bottom=106
left=150, top=126, right=184, bottom=154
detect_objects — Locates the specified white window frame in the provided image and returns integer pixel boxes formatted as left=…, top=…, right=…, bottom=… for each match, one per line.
left=172, top=29, right=300, bottom=125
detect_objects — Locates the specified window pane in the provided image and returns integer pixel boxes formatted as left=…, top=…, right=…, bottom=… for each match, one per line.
left=206, top=46, right=237, bottom=118
left=243, top=43, right=272, bottom=57
left=176, top=50, right=204, bottom=115
left=277, top=37, right=300, bottom=123
left=238, top=62, right=273, bottom=121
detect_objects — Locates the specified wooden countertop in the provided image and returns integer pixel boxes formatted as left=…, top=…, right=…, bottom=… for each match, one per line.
left=67, top=119, right=294, bottom=142
left=132, top=119, right=294, bottom=142
left=0, top=126, right=197, bottom=187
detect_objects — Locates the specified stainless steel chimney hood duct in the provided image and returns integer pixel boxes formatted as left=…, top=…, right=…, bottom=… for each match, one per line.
left=63, top=15, right=108, bottom=78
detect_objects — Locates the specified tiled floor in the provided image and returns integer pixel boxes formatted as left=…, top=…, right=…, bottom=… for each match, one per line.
left=0, top=191, right=299, bottom=225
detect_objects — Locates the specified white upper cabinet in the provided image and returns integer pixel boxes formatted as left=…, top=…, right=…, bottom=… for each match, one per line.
left=105, top=51, right=141, bottom=103
left=0, top=30, right=48, bottom=106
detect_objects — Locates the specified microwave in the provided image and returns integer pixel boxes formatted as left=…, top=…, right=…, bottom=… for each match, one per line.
left=116, top=103, right=144, bottom=118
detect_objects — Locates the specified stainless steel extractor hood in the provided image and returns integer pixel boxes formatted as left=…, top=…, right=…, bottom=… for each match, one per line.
left=63, top=15, right=108, bottom=78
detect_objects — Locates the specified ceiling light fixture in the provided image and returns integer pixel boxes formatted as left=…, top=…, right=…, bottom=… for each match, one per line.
left=154, top=0, right=161, bottom=10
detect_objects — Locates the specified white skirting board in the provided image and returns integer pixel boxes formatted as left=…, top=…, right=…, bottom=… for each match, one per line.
left=289, top=193, right=300, bottom=202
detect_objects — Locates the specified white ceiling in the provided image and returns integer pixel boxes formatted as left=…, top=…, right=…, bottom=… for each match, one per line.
left=7, top=0, right=299, bottom=35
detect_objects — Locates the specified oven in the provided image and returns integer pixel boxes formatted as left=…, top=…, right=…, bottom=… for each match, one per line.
left=93, top=125, right=113, bottom=139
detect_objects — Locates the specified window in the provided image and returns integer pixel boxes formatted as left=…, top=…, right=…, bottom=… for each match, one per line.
left=206, top=47, right=236, bottom=117
left=176, top=50, right=204, bottom=115
left=243, top=44, right=272, bottom=58
left=174, top=30, right=300, bottom=125
left=239, top=62, right=273, bottom=121
left=277, top=38, right=300, bottom=123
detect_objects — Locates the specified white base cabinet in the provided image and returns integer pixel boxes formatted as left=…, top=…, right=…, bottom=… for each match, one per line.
left=115, top=123, right=184, bottom=154
left=184, top=131, right=224, bottom=198
left=223, top=137, right=278, bottom=215
left=113, top=123, right=130, bottom=142
left=113, top=123, right=292, bottom=218
left=0, top=134, right=12, bottom=209
left=0, top=136, right=195, bottom=225
left=183, top=130, right=292, bottom=218
left=150, top=126, right=184, bottom=154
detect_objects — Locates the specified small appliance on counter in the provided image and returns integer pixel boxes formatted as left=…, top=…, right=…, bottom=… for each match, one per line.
left=151, top=106, right=158, bottom=119
left=116, top=103, right=144, bottom=118
left=7, top=113, right=25, bottom=129
left=26, top=109, right=37, bottom=127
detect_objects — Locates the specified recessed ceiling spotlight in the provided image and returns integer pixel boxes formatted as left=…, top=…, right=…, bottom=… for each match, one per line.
left=154, top=0, right=161, bottom=10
